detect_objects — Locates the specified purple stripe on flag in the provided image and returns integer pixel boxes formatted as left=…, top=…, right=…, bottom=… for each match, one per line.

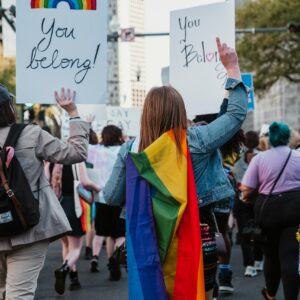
left=126, top=155, right=168, bottom=300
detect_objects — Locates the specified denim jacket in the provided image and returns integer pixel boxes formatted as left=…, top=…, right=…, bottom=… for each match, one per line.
left=103, top=78, right=248, bottom=208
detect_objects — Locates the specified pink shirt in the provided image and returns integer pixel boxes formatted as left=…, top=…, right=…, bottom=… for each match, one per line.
left=242, top=146, right=300, bottom=195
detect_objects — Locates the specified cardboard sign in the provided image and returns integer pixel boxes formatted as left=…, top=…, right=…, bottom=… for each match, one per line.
left=61, top=104, right=107, bottom=140
left=106, top=106, right=141, bottom=137
left=16, top=0, right=107, bottom=104
left=170, top=0, right=235, bottom=116
left=61, top=106, right=141, bottom=140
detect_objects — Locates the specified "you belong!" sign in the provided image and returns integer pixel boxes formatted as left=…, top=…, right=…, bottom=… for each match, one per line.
left=170, top=0, right=235, bottom=116
left=17, top=0, right=107, bottom=104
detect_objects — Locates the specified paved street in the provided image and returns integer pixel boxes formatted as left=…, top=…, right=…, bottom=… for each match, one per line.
left=35, top=241, right=284, bottom=300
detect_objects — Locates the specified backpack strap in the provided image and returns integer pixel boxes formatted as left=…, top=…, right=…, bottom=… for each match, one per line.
left=0, top=152, right=28, bottom=228
left=3, top=124, right=28, bottom=149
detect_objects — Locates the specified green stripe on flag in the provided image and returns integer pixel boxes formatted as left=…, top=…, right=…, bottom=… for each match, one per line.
left=130, top=152, right=180, bottom=263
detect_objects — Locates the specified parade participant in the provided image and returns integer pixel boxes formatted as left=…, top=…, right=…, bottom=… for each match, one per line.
left=103, top=38, right=248, bottom=300
left=80, top=125, right=125, bottom=280
left=193, top=103, right=245, bottom=298
left=0, top=86, right=89, bottom=300
left=214, top=129, right=244, bottom=296
left=83, top=128, right=99, bottom=261
left=51, top=129, right=100, bottom=294
left=241, top=122, right=300, bottom=300
left=234, top=131, right=264, bottom=277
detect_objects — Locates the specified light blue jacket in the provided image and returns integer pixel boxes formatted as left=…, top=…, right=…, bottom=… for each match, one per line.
left=103, top=78, right=248, bottom=207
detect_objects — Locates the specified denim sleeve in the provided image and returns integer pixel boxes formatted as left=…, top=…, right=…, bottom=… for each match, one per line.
left=102, top=141, right=131, bottom=206
left=187, top=78, right=248, bottom=153
left=217, top=98, right=229, bottom=118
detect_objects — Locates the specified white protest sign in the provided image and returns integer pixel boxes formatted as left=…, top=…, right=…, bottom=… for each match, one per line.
left=106, top=106, right=141, bottom=137
left=170, top=0, right=235, bottom=115
left=61, top=106, right=141, bottom=139
left=16, top=0, right=107, bottom=104
left=61, top=104, right=107, bottom=140
left=2, top=0, right=16, bottom=58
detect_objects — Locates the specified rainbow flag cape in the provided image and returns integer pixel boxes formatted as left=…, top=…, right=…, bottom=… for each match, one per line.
left=126, top=130, right=205, bottom=300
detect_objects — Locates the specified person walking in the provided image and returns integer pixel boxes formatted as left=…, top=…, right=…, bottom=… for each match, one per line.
left=103, top=38, right=248, bottom=300
left=0, top=86, right=89, bottom=300
left=241, top=122, right=300, bottom=300
left=79, top=125, right=125, bottom=280
left=234, top=131, right=264, bottom=277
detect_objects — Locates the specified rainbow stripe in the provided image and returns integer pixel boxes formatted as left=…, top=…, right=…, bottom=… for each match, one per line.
left=126, top=130, right=205, bottom=300
left=80, top=199, right=92, bottom=232
left=31, top=0, right=97, bottom=10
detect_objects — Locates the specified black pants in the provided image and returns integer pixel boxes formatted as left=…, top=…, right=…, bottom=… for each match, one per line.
left=256, top=191, right=300, bottom=300
left=263, top=227, right=299, bottom=300
left=234, top=199, right=263, bottom=266
left=200, top=205, right=218, bottom=292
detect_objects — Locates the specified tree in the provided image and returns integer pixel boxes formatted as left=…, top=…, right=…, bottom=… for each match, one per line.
left=236, top=0, right=300, bottom=93
left=0, top=44, right=15, bottom=94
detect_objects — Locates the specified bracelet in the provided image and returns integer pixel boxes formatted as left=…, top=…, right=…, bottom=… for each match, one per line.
left=69, top=116, right=81, bottom=120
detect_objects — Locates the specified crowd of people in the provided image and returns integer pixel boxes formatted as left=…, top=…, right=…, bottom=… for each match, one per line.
left=0, top=38, right=299, bottom=300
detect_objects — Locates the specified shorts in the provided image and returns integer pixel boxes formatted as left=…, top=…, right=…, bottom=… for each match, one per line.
left=213, top=197, right=233, bottom=214
left=94, top=203, right=125, bottom=238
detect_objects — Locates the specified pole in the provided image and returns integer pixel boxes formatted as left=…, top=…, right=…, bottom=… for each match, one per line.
left=108, top=26, right=293, bottom=39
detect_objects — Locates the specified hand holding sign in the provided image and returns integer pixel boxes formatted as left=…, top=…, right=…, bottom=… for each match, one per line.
left=216, top=37, right=241, bottom=81
left=55, top=88, right=79, bottom=118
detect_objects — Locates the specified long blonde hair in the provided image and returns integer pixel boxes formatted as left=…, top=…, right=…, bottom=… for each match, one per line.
left=139, top=86, right=187, bottom=154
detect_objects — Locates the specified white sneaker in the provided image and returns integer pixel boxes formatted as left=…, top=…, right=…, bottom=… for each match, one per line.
left=254, top=260, right=264, bottom=272
left=244, top=265, right=258, bottom=277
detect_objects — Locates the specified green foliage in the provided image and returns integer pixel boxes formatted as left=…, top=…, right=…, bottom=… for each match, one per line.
left=0, top=45, right=16, bottom=95
left=236, top=0, right=300, bottom=93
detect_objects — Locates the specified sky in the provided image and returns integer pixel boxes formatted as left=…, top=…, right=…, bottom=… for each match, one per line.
left=144, top=0, right=225, bottom=90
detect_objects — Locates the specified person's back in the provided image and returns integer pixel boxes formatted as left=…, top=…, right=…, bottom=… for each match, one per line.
left=241, top=122, right=300, bottom=300
left=243, top=146, right=300, bottom=195
left=88, top=144, right=121, bottom=190
left=103, top=38, right=249, bottom=300
left=0, top=86, right=89, bottom=300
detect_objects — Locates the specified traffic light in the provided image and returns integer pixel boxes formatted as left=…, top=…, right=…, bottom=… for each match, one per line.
left=288, top=23, right=300, bottom=33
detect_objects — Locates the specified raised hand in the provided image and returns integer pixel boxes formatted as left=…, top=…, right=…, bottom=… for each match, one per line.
left=54, top=88, right=79, bottom=118
left=216, top=37, right=241, bottom=80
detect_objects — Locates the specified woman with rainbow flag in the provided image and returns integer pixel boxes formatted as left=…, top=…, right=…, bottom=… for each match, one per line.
left=103, top=38, right=248, bottom=300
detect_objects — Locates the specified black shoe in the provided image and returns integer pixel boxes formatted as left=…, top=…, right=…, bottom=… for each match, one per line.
left=90, top=256, right=99, bottom=273
left=54, top=262, right=69, bottom=295
left=85, top=247, right=93, bottom=260
left=108, top=251, right=121, bottom=281
left=219, top=270, right=234, bottom=294
left=69, top=271, right=81, bottom=291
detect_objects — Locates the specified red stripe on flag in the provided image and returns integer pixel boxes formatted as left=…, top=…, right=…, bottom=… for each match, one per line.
left=173, top=150, right=205, bottom=300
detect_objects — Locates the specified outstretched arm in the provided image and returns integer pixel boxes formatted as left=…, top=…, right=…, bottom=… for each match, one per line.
left=188, top=38, right=248, bottom=153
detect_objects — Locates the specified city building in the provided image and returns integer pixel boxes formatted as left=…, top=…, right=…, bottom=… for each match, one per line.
left=254, top=79, right=300, bottom=131
left=107, top=0, right=146, bottom=107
